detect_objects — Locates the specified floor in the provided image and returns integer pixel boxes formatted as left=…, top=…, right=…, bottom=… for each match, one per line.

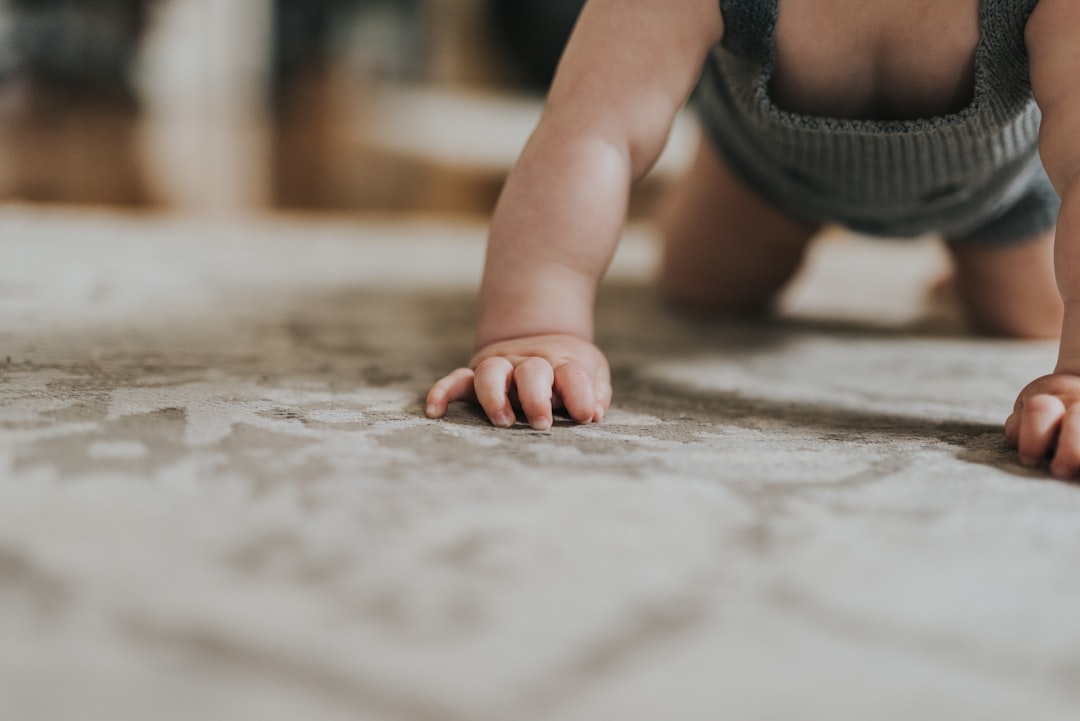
left=3, top=206, right=1079, bottom=720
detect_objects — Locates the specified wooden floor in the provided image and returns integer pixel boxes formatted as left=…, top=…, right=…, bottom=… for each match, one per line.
left=0, top=77, right=694, bottom=218
left=0, top=88, right=152, bottom=207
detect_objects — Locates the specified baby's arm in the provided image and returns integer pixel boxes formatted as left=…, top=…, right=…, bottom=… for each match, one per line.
left=427, top=0, right=723, bottom=429
left=1006, top=0, right=1080, bottom=475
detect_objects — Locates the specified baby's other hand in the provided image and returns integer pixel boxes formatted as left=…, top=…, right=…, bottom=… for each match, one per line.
left=426, top=334, right=612, bottom=430
left=1006, top=373, right=1080, bottom=477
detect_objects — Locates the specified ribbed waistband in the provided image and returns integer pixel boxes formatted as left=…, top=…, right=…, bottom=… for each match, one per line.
left=695, top=0, right=1046, bottom=237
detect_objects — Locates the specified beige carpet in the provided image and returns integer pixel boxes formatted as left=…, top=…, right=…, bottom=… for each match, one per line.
left=2, top=207, right=1078, bottom=721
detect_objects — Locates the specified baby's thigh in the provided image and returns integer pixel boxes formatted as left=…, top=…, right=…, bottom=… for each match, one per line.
left=942, top=171, right=1062, bottom=337
left=657, top=139, right=819, bottom=311
left=946, top=231, right=1060, bottom=338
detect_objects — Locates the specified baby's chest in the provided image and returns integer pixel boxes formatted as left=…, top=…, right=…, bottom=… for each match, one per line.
left=769, top=0, right=984, bottom=120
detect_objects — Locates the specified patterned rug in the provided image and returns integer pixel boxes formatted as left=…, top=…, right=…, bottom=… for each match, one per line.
left=2, top=207, right=1076, bottom=721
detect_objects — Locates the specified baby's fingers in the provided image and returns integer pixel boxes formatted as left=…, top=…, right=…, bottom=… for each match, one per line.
left=474, top=357, right=516, bottom=427
left=593, top=364, right=612, bottom=422
left=1017, top=394, right=1066, bottom=467
left=1049, top=407, right=1080, bottom=478
left=515, top=357, right=555, bottom=430
left=426, top=368, right=476, bottom=418
left=554, top=362, right=597, bottom=424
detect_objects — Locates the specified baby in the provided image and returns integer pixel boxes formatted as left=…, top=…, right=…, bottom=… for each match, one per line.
left=426, top=0, right=1080, bottom=478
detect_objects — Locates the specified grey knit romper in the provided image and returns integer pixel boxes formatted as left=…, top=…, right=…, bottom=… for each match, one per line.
left=695, top=0, right=1059, bottom=242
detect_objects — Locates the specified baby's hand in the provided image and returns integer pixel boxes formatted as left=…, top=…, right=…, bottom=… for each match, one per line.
left=1006, top=373, right=1080, bottom=477
left=426, top=334, right=611, bottom=430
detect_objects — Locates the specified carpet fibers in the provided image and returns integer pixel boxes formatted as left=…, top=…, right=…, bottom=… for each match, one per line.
left=1, top=208, right=1077, bottom=721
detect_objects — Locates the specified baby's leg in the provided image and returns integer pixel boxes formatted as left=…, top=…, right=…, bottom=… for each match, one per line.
left=659, top=139, right=820, bottom=313
left=946, top=231, right=1062, bottom=338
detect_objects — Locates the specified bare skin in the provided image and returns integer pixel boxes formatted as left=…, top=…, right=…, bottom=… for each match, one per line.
left=427, top=0, right=1080, bottom=478
left=945, top=231, right=1062, bottom=339
left=658, top=137, right=820, bottom=315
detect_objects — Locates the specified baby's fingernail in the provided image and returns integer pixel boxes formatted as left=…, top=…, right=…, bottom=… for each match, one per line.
left=594, top=405, right=605, bottom=422
left=530, top=418, right=552, bottom=431
left=1019, top=454, right=1039, bottom=468
left=426, top=404, right=439, bottom=418
left=494, top=412, right=514, bottom=428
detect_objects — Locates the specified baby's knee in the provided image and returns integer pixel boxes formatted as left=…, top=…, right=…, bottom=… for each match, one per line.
left=971, top=309, right=1062, bottom=340
left=657, top=269, right=777, bottom=316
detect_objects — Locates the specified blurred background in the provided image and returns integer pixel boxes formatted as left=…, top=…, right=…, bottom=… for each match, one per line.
left=0, top=0, right=693, bottom=218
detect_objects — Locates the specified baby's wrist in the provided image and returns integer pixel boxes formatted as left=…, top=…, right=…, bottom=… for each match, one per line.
left=1055, top=300, right=1080, bottom=373
left=474, top=327, right=593, bottom=352
left=475, top=301, right=594, bottom=350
